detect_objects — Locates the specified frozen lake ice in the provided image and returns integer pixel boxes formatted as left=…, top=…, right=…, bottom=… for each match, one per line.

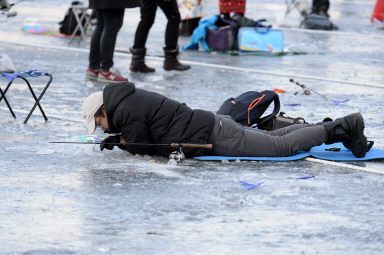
left=0, top=0, right=384, bottom=254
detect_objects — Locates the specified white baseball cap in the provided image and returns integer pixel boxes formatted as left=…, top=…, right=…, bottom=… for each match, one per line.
left=82, top=91, right=103, bottom=134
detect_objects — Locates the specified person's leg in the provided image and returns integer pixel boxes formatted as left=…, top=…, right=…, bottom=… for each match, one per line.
left=210, top=115, right=326, bottom=157
left=156, top=0, right=180, bottom=50
left=129, top=0, right=156, bottom=73
left=243, top=123, right=312, bottom=136
left=319, top=0, right=330, bottom=16
left=132, top=0, right=157, bottom=49
left=99, top=9, right=124, bottom=72
left=312, top=0, right=329, bottom=15
left=311, top=0, right=321, bottom=14
left=88, top=9, right=103, bottom=71
left=157, top=0, right=190, bottom=71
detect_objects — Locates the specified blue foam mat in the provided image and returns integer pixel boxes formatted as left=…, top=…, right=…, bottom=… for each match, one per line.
left=195, top=143, right=384, bottom=161
left=194, top=151, right=310, bottom=161
left=309, top=143, right=384, bottom=161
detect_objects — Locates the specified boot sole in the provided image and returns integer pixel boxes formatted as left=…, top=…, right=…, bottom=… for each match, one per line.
left=85, top=73, right=98, bottom=81
left=97, top=78, right=128, bottom=83
left=130, top=68, right=156, bottom=73
left=163, top=66, right=191, bottom=71
left=347, top=113, right=368, bottom=158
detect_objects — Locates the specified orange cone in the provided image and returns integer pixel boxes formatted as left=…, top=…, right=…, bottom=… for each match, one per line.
left=371, top=0, right=384, bottom=23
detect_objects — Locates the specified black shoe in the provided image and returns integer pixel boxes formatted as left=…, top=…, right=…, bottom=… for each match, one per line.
left=323, top=112, right=368, bottom=158
left=343, top=140, right=374, bottom=155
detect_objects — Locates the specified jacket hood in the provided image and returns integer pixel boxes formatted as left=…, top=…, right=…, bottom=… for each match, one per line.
left=103, top=82, right=136, bottom=133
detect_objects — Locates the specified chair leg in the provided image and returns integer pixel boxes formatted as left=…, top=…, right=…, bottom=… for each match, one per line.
left=0, top=87, right=16, bottom=118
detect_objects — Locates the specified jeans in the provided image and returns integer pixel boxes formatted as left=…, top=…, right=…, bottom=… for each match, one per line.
left=209, top=115, right=327, bottom=157
left=89, top=9, right=124, bottom=72
left=133, top=0, right=180, bottom=50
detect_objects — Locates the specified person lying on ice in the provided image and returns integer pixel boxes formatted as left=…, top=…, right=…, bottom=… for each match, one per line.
left=82, top=82, right=369, bottom=158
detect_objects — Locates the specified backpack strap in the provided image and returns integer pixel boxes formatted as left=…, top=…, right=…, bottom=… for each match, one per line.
left=257, top=94, right=280, bottom=127
left=247, top=94, right=265, bottom=126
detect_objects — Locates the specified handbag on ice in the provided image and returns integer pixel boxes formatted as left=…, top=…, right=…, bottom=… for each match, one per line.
left=206, top=16, right=238, bottom=51
left=238, top=26, right=284, bottom=53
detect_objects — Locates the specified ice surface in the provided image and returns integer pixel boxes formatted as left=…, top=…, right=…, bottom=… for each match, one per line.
left=0, top=0, right=384, bottom=254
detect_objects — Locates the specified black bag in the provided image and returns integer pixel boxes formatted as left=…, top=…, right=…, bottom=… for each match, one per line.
left=301, top=13, right=336, bottom=30
left=217, top=90, right=280, bottom=127
left=59, top=1, right=89, bottom=35
left=206, top=15, right=238, bottom=51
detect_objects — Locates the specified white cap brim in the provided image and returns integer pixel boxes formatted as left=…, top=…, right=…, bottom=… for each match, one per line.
left=82, top=91, right=103, bottom=134
left=86, top=114, right=96, bottom=134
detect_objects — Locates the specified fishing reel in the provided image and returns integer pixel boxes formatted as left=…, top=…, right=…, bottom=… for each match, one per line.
left=294, top=89, right=311, bottom=96
left=169, top=148, right=185, bottom=162
left=291, top=78, right=311, bottom=96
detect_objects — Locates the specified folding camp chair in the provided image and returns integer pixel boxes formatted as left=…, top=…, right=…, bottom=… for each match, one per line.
left=67, top=5, right=92, bottom=46
left=0, top=70, right=52, bottom=123
left=285, top=0, right=310, bottom=17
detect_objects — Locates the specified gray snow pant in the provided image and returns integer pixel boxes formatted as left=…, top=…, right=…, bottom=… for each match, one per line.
left=208, top=115, right=327, bottom=157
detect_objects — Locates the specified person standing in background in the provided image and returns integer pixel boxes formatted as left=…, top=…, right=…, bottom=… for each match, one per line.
left=130, top=0, right=191, bottom=73
left=311, top=0, right=330, bottom=17
left=86, top=0, right=140, bottom=83
left=219, top=0, right=246, bottom=18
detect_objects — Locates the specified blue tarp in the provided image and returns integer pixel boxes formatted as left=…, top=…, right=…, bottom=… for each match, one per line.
left=182, top=15, right=218, bottom=51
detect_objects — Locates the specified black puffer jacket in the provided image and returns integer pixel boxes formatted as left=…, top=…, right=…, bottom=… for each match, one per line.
left=103, top=83, right=215, bottom=157
left=89, top=0, right=140, bottom=9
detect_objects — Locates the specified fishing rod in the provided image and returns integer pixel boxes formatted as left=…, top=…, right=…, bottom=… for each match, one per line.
left=49, top=141, right=213, bottom=150
left=289, top=78, right=328, bottom=100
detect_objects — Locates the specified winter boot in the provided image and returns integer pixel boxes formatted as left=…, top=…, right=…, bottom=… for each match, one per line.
left=130, top=48, right=155, bottom=73
left=318, top=116, right=373, bottom=155
left=163, top=46, right=191, bottom=71
left=323, top=112, right=367, bottom=158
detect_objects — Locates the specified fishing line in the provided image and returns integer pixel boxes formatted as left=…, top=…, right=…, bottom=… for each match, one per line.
left=49, top=141, right=213, bottom=149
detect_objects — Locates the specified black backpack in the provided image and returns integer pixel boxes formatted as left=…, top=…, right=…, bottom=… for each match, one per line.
left=217, top=90, right=280, bottom=128
left=217, top=90, right=308, bottom=131
left=59, top=1, right=89, bottom=35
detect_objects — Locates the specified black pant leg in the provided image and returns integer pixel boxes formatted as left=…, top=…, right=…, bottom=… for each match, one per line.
left=312, top=0, right=329, bottom=14
left=99, top=9, right=125, bottom=72
left=133, top=0, right=157, bottom=49
left=156, top=0, right=181, bottom=50
left=89, top=9, right=104, bottom=70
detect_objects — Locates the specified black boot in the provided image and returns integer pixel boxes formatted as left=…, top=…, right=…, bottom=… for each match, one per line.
left=323, top=112, right=367, bottom=158
left=163, top=46, right=191, bottom=71
left=130, top=48, right=155, bottom=73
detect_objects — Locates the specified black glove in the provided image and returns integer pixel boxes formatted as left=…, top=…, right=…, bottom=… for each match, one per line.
left=100, top=135, right=122, bottom=151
